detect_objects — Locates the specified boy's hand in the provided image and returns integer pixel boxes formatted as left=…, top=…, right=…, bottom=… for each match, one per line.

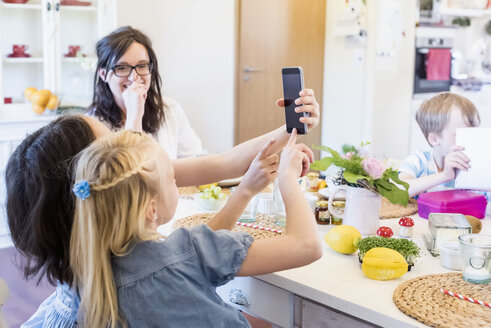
left=443, top=145, right=471, bottom=180
left=240, top=138, right=279, bottom=195
left=276, top=89, right=319, bottom=131
left=278, top=129, right=313, bottom=180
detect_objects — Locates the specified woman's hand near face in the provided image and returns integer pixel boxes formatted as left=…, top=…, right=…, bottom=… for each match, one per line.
left=276, top=88, right=320, bottom=131
left=122, top=75, right=148, bottom=131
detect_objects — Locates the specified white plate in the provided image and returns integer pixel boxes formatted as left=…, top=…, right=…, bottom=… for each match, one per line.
left=318, top=187, right=345, bottom=201
left=217, top=176, right=242, bottom=187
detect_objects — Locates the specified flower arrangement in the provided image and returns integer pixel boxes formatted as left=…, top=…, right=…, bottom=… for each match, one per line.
left=311, top=143, right=410, bottom=206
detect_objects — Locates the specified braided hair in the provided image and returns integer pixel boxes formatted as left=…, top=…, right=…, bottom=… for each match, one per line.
left=70, top=130, right=164, bottom=328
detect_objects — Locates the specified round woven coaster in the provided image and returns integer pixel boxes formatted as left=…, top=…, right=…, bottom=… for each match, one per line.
left=379, top=197, right=418, bottom=219
left=393, top=273, right=491, bottom=328
left=173, top=213, right=285, bottom=240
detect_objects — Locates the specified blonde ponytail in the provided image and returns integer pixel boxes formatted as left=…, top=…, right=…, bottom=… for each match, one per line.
left=70, top=131, right=162, bottom=328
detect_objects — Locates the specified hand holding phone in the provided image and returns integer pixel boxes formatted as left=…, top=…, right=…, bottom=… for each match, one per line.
left=282, top=67, right=308, bottom=134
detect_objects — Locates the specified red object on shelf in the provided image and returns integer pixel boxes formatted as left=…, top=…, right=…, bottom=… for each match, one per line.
left=2, top=0, right=29, bottom=4
left=4, top=97, right=12, bottom=104
left=7, top=44, right=31, bottom=57
left=63, top=45, right=83, bottom=57
left=7, top=53, right=31, bottom=58
left=60, top=0, right=91, bottom=6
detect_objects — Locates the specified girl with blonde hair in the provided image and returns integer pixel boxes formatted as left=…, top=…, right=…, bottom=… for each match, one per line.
left=70, top=129, right=321, bottom=328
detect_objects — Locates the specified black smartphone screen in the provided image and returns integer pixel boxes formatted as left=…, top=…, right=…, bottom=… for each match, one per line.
left=282, top=67, right=307, bottom=134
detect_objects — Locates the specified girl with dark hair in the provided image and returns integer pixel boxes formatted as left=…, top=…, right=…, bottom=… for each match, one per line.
left=88, top=26, right=202, bottom=159
left=6, top=115, right=109, bottom=328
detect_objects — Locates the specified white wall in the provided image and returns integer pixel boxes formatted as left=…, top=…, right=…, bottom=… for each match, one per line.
left=116, top=0, right=417, bottom=159
left=321, top=0, right=367, bottom=154
left=322, top=0, right=415, bottom=160
left=116, top=0, right=236, bottom=154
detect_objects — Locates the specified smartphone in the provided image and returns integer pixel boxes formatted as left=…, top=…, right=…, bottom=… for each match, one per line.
left=282, top=66, right=308, bottom=134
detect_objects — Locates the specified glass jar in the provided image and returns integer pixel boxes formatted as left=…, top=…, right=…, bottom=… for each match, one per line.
left=459, top=234, right=491, bottom=284
left=315, top=200, right=330, bottom=225
left=306, top=172, right=320, bottom=192
left=331, top=200, right=345, bottom=225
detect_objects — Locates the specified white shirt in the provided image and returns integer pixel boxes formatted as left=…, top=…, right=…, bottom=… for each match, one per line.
left=158, top=97, right=202, bottom=159
left=88, top=96, right=202, bottom=159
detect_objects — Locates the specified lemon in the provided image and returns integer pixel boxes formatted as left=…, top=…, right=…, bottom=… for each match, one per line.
left=46, top=94, right=59, bottom=110
left=324, top=225, right=361, bottom=254
left=31, top=90, right=51, bottom=107
left=361, top=247, right=408, bottom=281
left=199, top=183, right=217, bottom=192
left=24, top=87, right=37, bottom=102
left=31, top=103, right=45, bottom=115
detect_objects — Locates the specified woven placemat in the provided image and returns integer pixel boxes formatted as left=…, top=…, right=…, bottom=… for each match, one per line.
left=393, top=273, right=491, bottom=328
left=379, top=197, right=418, bottom=219
left=178, top=185, right=273, bottom=197
left=173, top=212, right=285, bottom=240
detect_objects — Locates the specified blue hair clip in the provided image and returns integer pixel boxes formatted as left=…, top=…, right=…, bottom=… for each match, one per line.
left=73, top=180, right=90, bottom=200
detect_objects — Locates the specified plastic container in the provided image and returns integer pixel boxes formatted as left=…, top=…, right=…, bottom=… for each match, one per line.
left=423, top=213, right=472, bottom=256
left=438, top=241, right=462, bottom=270
left=417, top=190, right=487, bottom=219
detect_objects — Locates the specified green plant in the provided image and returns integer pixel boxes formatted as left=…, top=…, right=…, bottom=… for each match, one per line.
left=311, top=143, right=409, bottom=206
left=452, top=17, right=471, bottom=27
left=357, top=236, right=421, bottom=266
left=486, top=20, right=491, bottom=35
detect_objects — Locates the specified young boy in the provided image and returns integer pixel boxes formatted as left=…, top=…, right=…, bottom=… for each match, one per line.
left=399, top=92, right=481, bottom=197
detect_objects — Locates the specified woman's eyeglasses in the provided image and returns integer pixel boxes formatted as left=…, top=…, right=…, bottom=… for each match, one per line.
left=112, top=63, right=153, bottom=77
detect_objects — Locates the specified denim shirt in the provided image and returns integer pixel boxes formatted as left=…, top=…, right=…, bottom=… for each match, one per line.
left=113, top=225, right=253, bottom=328
left=21, top=282, right=79, bottom=328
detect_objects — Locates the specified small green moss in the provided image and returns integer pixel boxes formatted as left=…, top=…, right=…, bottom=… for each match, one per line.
left=357, top=236, right=421, bottom=266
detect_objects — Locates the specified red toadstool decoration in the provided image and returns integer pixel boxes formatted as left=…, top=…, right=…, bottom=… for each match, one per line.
left=376, top=226, right=393, bottom=238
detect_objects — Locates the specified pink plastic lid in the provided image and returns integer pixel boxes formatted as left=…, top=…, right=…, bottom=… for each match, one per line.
left=417, top=190, right=487, bottom=219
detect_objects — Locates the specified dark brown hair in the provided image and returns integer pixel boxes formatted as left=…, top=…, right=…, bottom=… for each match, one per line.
left=5, top=115, right=96, bottom=285
left=88, top=26, right=165, bottom=135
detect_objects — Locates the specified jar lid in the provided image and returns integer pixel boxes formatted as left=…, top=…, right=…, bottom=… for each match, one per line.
left=316, top=200, right=329, bottom=207
left=332, top=200, right=346, bottom=207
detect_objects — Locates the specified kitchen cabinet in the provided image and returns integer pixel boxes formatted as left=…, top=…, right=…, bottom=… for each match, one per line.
left=0, top=0, right=116, bottom=247
left=0, top=105, right=57, bottom=248
left=0, top=0, right=116, bottom=110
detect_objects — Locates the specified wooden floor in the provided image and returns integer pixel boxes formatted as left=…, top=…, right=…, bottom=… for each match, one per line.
left=0, top=247, right=55, bottom=328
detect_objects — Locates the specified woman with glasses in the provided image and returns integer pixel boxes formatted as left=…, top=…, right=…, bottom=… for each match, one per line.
left=88, top=26, right=202, bottom=159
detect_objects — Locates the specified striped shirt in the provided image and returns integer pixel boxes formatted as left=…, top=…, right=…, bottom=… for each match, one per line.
left=399, top=149, right=455, bottom=192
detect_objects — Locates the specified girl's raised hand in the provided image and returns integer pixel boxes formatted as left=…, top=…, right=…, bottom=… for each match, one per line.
left=278, top=129, right=313, bottom=179
left=240, top=138, right=279, bottom=195
left=276, top=89, right=320, bottom=131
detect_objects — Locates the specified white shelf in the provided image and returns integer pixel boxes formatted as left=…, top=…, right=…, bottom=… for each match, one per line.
left=60, top=5, right=97, bottom=12
left=2, top=57, right=43, bottom=63
left=61, top=56, right=96, bottom=62
left=440, top=7, right=491, bottom=18
left=0, top=2, right=42, bottom=10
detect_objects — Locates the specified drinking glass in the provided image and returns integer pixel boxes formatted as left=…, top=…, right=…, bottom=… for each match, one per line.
left=459, top=234, right=491, bottom=284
